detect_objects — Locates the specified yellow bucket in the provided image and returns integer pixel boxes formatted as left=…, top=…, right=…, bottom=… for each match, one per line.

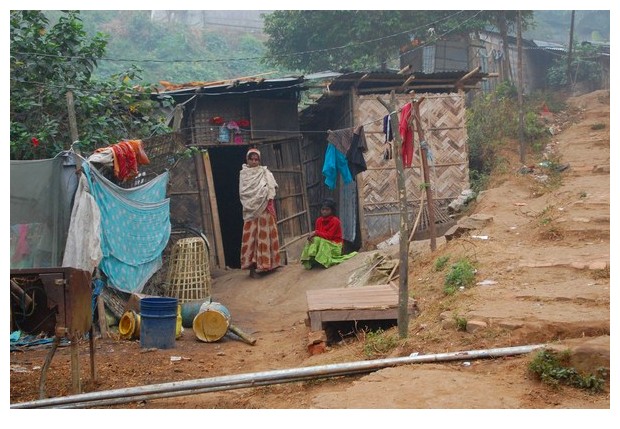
left=192, top=302, right=231, bottom=342
left=119, top=310, right=140, bottom=340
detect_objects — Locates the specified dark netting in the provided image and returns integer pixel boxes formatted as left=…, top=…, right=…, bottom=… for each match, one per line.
left=10, top=152, right=79, bottom=268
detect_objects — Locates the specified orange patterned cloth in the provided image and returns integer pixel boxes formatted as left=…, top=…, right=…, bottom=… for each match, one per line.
left=125, top=139, right=150, bottom=165
left=110, top=141, right=138, bottom=182
left=240, top=209, right=281, bottom=272
left=94, top=139, right=149, bottom=182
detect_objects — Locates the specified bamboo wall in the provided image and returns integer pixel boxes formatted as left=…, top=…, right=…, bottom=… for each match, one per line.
left=355, top=92, right=469, bottom=244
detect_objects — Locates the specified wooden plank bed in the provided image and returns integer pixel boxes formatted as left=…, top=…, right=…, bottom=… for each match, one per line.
left=306, top=284, right=417, bottom=331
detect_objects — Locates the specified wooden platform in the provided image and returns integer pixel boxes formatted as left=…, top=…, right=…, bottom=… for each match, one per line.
left=306, top=284, right=417, bottom=331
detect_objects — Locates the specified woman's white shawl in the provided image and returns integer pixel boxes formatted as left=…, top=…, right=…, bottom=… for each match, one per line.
left=239, top=164, right=278, bottom=221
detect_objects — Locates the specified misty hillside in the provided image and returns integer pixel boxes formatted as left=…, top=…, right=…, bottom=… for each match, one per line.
left=46, top=10, right=609, bottom=85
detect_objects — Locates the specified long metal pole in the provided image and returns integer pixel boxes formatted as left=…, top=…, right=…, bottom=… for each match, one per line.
left=11, top=344, right=546, bottom=409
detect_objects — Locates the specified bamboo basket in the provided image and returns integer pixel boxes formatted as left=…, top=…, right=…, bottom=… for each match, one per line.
left=165, top=237, right=212, bottom=303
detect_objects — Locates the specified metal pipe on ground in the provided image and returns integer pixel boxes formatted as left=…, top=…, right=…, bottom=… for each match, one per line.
left=11, top=344, right=546, bottom=409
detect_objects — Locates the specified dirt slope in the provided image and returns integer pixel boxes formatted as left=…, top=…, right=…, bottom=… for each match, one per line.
left=9, top=90, right=612, bottom=419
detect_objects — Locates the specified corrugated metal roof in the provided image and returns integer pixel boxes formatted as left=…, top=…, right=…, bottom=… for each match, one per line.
left=532, top=40, right=566, bottom=51
left=312, top=69, right=487, bottom=92
left=157, top=76, right=305, bottom=96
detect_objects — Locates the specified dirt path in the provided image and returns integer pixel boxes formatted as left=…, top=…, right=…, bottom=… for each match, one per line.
left=9, top=90, right=611, bottom=418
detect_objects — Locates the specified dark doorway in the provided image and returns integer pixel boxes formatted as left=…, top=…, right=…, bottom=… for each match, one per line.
left=208, top=145, right=248, bottom=268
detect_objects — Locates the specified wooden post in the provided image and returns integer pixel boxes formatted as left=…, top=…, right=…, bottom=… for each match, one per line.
left=202, top=151, right=226, bottom=269
left=66, top=91, right=80, bottom=153
left=517, top=11, right=526, bottom=164
left=350, top=87, right=367, bottom=247
left=410, top=98, right=437, bottom=251
left=377, top=91, right=409, bottom=339
left=97, top=295, right=107, bottom=337
left=297, top=138, right=312, bottom=233
left=89, top=325, right=97, bottom=382
left=70, top=334, right=81, bottom=394
left=567, top=11, right=575, bottom=87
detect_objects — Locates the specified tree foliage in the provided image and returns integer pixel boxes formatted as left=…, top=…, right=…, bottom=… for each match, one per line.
left=43, top=10, right=289, bottom=84
left=10, top=10, right=172, bottom=160
left=263, top=10, right=491, bottom=72
left=261, top=10, right=536, bottom=73
left=546, top=42, right=604, bottom=89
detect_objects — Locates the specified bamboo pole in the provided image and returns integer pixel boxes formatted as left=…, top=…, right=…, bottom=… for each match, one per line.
left=410, top=98, right=437, bottom=251
left=377, top=91, right=409, bottom=339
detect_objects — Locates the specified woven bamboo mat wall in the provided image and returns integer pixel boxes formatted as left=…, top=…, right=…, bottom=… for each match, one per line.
left=356, top=93, right=469, bottom=242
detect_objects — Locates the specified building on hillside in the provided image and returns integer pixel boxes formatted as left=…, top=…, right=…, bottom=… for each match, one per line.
left=149, top=10, right=269, bottom=32
left=151, top=76, right=311, bottom=271
left=400, top=30, right=566, bottom=94
left=299, top=69, right=487, bottom=250
left=143, top=68, right=487, bottom=277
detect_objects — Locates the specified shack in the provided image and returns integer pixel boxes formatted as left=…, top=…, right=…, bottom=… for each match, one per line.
left=153, top=76, right=311, bottom=270
left=299, top=69, right=487, bottom=249
left=399, top=30, right=565, bottom=94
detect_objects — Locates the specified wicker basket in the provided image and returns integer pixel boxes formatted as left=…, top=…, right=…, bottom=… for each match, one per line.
left=165, top=237, right=212, bottom=303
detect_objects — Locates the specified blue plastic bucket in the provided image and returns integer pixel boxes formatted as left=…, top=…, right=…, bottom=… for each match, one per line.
left=140, top=297, right=178, bottom=349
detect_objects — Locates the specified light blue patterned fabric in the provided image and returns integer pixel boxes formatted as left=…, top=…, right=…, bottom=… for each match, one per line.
left=82, top=162, right=171, bottom=293
left=322, top=143, right=353, bottom=190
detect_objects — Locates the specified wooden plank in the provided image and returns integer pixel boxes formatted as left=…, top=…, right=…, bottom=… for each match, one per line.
left=298, top=138, right=312, bottom=233
left=202, top=151, right=226, bottom=269
left=306, top=284, right=405, bottom=311
left=310, top=308, right=400, bottom=323
left=306, top=284, right=418, bottom=332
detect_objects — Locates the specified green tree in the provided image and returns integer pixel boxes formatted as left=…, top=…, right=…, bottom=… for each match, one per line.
left=263, top=10, right=492, bottom=73
left=10, top=10, right=172, bottom=160
left=546, top=41, right=603, bottom=89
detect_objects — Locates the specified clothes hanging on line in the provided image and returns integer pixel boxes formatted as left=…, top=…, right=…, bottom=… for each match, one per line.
left=327, top=126, right=368, bottom=177
left=383, top=115, right=393, bottom=142
left=91, top=140, right=150, bottom=182
left=346, top=126, right=368, bottom=176
left=398, top=102, right=415, bottom=168
left=82, top=162, right=170, bottom=294
left=322, top=143, right=353, bottom=190
left=327, top=127, right=355, bottom=154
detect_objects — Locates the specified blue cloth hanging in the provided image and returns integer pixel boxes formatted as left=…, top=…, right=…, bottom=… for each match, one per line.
left=322, top=143, right=353, bottom=190
left=83, top=162, right=171, bottom=293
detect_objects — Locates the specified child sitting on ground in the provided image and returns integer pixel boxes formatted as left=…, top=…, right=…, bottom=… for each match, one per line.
left=300, top=198, right=357, bottom=269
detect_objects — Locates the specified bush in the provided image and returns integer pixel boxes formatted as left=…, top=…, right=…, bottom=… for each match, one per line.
left=528, top=350, right=606, bottom=392
left=466, top=86, right=560, bottom=185
left=433, top=255, right=450, bottom=271
left=444, top=258, right=476, bottom=295
left=363, top=328, right=399, bottom=357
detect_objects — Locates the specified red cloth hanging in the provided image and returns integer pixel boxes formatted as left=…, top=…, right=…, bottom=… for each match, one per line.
left=398, top=102, right=414, bottom=167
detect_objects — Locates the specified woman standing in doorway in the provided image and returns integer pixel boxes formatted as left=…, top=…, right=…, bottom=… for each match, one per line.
left=239, top=148, right=281, bottom=277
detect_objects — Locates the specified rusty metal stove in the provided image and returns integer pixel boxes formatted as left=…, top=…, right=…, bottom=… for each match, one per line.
left=10, top=267, right=96, bottom=399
